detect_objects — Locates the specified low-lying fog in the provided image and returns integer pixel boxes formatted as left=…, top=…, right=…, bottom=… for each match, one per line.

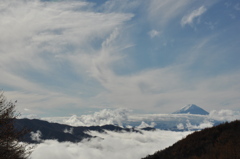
left=29, top=130, right=191, bottom=159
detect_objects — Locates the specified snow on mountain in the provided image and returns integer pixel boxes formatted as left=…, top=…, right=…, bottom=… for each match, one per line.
left=172, top=104, right=209, bottom=115
left=40, top=107, right=240, bottom=131
left=43, top=111, right=215, bottom=131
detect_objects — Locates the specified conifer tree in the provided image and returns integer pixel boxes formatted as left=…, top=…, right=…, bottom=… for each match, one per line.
left=0, top=92, right=30, bottom=159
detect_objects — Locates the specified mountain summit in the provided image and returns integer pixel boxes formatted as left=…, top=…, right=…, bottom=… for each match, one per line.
left=172, top=104, right=209, bottom=115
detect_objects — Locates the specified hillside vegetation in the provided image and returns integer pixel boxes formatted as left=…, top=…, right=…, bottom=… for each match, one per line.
left=143, top=120, right=240, bottom=159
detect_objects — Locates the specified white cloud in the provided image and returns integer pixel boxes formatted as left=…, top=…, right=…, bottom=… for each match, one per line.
left=148, top=30, right=160, bottom=38
left=137, top=121, right=156, bottom=129
left=87, top=60, right=240, bottom=113
left=101, top=0, right=141, bottom=12
left=30, top=130, right=42, bottom=142
left=0, top=0, right=132, bottom=74
left=177, top=123, right=184, bottom=130
left=147, top=0, right=193, bottom=26
left=1, top=0, right=239, bottom=116
left=4, top=91, right=84, bottom=114
left=181, top=6, right=207, bottom=26
left=185, top=120, right=213, bottom=130
left=43, top=108, right=212, bottom=131
left=63, top=108, right=130, bottom=127
left=102, top=28, right=120, bottom=48
left=209, top=110, right=240, bottom=121
left=234, top=3, right=240, bottom=11
left=64, top=127, right=73, bottom=134
left=30, top=130, right=192, bottom=159
left=0, top=0, right=133, bottom=113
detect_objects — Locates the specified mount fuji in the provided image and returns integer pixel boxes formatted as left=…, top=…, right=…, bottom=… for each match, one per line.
left=42, top=105, right=217, bottom=131
left=172, top=104, right=209, bottom=115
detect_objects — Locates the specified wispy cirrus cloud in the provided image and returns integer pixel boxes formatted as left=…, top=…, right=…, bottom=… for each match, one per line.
left=234, top=3, right=240, bottom=11
left=1, top=0, right=240, bottom=116
left=181, top=6, right=207, bottom=26
left=0, top=0, right=133, bottom=114
left=147, top=0, right=193, bottom=27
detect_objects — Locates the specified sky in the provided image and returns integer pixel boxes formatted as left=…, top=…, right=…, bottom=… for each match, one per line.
left=1, top=0, right=240, bottom=117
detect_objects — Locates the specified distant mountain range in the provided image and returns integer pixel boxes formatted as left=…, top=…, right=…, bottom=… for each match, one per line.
left=14, top=119, right=151, bottom=143
left=40, top=104, right=222, bottom=131
left=125, top=104, right=218, bottom=131
left=172, top=104, right=209, bottom=115
left=14, top=104, right=226, bottom=144
left=142, top=120, right=240, bottom=159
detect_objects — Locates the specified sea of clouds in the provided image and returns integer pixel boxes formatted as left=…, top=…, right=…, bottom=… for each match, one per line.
left=26, top=108, right=240, bottom=159
left=208, top=109, right=240, bottom=121
left=29, top=129, right=191, bottom=159
left=41, top=108, right=240, bottom=129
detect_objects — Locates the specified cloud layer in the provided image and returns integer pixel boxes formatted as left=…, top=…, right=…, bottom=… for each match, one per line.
left=209, top=109, right=240, bottom=121
left=63, top=108, right=129, bottom=127
left=29, top=130, right=191, bottom=159
left=42, top=108, right=240, bottom=131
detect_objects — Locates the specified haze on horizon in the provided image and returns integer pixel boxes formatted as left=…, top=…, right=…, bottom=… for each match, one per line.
left=1, top=0, right=240, bottom=117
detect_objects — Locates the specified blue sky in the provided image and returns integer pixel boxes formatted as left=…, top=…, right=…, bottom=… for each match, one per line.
left=0, top=0, right=240, bottom=117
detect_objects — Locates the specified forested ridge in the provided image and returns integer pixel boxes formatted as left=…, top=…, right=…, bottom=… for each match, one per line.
left=143, top=120, right=240, bottom=159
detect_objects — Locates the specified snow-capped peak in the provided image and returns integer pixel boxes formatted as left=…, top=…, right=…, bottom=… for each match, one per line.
left=172, top=104, right=209, bottom=115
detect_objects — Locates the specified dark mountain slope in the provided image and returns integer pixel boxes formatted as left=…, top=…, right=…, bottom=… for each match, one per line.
left=143, top=120, right=240, bottom=159
left=14, top=118, right=139, bottom=143
left=15, top=119, right=90, bottom=143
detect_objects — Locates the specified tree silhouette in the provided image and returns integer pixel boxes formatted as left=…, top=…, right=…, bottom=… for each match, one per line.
left=0, top=92, right=30, bottom=159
